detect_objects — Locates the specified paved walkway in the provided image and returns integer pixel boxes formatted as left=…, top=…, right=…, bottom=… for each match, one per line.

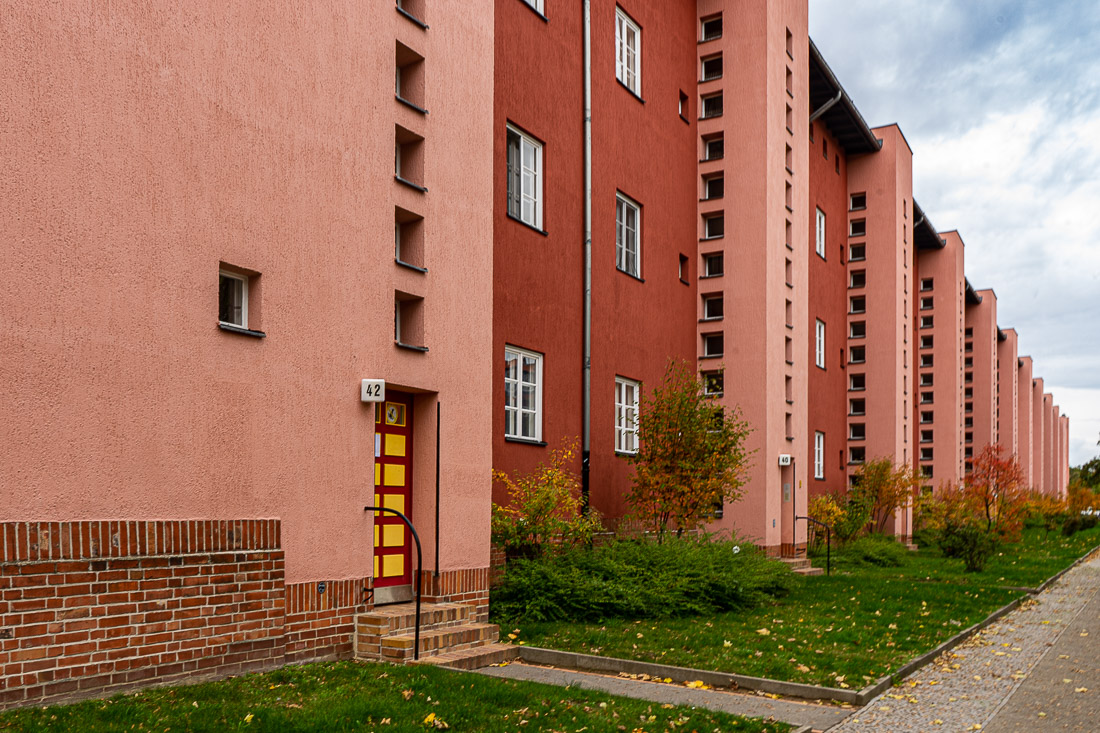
left=478, top=662, right=849, bottom=731
left=832, top=554, right=1100, bottom=732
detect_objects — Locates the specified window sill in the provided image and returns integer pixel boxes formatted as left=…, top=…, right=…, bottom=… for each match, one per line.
left=785, top=436, right=795, bottom=442
left=814, top=476, right=826, bottom=482
left=699, top=235, right=724, bottom=243
left=505, top=436, right=547, bottom=447
left=218, top=322, right=266, bottom=338
left=699, top=155, right=724, bottom=163
left=679, top=114, right=690, bottom=125
left=395, top=175, right=428, bottom=193
left=395, top=258, right=428, bottom=273
left=698, top=36, right=722, bottom=45
left=699, top=273, right=723, bottom=279
left=699, top=317, right=722, bottom=324
left=679, top=277, right=690, bottom=286
left=396, top=95, right=429, bottom=115
left=506, top=213, right=548, bottom=236
left=614, top=450, right=638, bottom=458
left=395, top=341, right=429, bottom=352
left=699, top=354, right=723, bottom=361
left=815, top=364, right=826, bottom=371
left=616, top=267, right=644, bottom=283
left=699, top=195, right=724, bottom=203
left=518, top=1, right=549, bottom=22
left=396, top=5, right=428, bottom=29
left=617, top=79, right=645, bottom=104
left=785, top=359, right=794, bottom=366
left=700, top=113, right=723, bottom=122
left=699, top=75, right=723, bottom=83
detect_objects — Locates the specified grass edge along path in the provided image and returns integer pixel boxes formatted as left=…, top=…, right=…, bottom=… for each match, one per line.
left=504, top=528, right=1100, bottom=691
left=0, top=659, right=792, bottom=733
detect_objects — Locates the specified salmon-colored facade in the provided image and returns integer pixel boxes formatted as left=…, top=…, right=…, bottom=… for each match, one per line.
left=2, top=0, right=1074, bottom=709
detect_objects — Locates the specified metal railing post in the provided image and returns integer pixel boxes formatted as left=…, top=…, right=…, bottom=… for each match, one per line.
left=364, top=506, right=423, bottom=660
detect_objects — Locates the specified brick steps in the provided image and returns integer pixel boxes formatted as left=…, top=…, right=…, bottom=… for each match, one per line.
left=355, top=601, right=507, bottom=668
left=413, top=642, right=520, bottom=670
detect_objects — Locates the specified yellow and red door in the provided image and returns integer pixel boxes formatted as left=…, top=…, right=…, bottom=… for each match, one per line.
left=373, top=392, right=413, bottom=593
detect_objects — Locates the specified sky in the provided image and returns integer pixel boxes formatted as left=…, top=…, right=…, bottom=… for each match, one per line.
left=809, top=0, right=1100, bottom=467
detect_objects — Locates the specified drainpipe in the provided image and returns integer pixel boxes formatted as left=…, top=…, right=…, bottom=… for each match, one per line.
left=582, top=0, right=592, bottom=508
left=809, top=90, right=842, bottom=123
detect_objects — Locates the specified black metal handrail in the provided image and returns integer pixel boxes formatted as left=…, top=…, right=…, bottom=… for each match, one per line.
left=364, top=506, right=423, bottom=660
left=795, top=515, right=832, bottom=576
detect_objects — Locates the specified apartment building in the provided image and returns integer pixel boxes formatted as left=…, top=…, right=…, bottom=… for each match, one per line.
left=1, top=0, right=496, bottom=708
left=0, top=0, right=1074, bottom=709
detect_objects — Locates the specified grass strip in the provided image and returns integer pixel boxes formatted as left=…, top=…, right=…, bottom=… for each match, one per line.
left=0, top=659, right=790, bottom=733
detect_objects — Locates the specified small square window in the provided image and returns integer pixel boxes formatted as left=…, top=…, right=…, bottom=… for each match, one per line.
left=701, top=55, right=722, bottom=81
left=704, top=176, right=724, bottom=200
left=920, top=391, right=934, bottom=404
left=849, top=321, right=866, bottom=339
left=920, top=315, right=934, bottom=329
left=702, top=371, right=724, bottom=396
left=920, top=410, right=933, bottom=424
left=849, top=446, right=866, bottom=465
left=849, top=373, right=865, bottom=391
left=920, top=335, right=934, bottom=349
left=849, top=270, right=866, bottom=289
left=701, top=93, right=723, bottom=119
left=703, top=294, right=723, bottom=320
left=920, top=373, right=934, bottom=387
left=849, top=398, right=866, bottom=415
left=920, top=354, right=934, bottom=368
left=848, top=243, right=865, bottom=261
left=849, top=423, right=866, bottom=441
left=849, top=296, right=866, bottom=314
left=616, top=8, right=642, bottom=95
left=703, top=213, right=724, bottom=239
left=704, top=136, right=724, bottom=161
left=219, top=271, right=248, bottom=328
left=849, top=346, right=866, bottom=364
left=850, top=219, right=866, bottom=237
left=703, top=252, right=724, bottom=277
left=920, top=297, right=934, bottom=310
left=920, top=430, right=933, bottom=443
left=701, top=14, right=722, bottom=41
left=703, top=332, right=724, bottom=357
left=849, top=193, right=866, bottom=210
left=920, top=277, right=934, bottom=291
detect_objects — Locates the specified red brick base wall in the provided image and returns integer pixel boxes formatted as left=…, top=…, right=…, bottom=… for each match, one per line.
left=0, top=520, right=285, bottom=710
left=0, top=520, right=490, bottom=711
left=419, top=568, right=490, bottom=623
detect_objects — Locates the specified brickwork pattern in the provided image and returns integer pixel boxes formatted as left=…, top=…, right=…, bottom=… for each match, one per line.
left=0, top=520, right=284, bottom=710
left=284, top=577, right=370, bottom=664
left=419, top=568, right=490, bottom=622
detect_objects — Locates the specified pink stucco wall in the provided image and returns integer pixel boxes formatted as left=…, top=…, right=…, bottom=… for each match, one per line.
left=696, top=0, right=808, bottom=552
left=996, top=329, right=1019, bottom=460
left=1016, top=356, right=1034, bottom=487
left=0, top=2, right=495, bottom=583
left=845, top=125, right=914, bottom=532
left=1032, top=378, right=1046, bottom=493
left=965, top=289, right=998, bottom=456
left=916, top=231, right=965, bottom=488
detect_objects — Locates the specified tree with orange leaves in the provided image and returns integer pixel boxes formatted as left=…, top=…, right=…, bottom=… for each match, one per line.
left=965, top=444, right=1028, bottom=542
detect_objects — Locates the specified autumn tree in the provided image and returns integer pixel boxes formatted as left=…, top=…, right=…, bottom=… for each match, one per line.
left=851, top=458, right=921, bottom=535
left=626, top=361, right=752, bottom=541
left=965, top=444, right=1029, bottom=541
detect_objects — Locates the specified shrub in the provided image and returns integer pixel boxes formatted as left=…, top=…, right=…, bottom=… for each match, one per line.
left=490, top=535, right=793, bottom=623
left=850, top=458, right=920, bottom=534
left=939, top=522, right=1000, bottom=572
left=491, top=441, right=603, bottom=562
left=841, top=534, right=908, bottom=568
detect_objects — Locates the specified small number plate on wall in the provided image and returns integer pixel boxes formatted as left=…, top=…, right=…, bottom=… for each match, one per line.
left=361, top=379, right=386, bottom=402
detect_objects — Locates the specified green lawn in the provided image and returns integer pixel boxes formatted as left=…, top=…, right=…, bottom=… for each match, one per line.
left=510, top=526, right=1099, bottom=689
left=0, top=660, right=790, bottom=733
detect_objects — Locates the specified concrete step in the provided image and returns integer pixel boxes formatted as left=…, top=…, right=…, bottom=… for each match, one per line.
left=356, top=602, right=473, bottom=637
left=415, top=642, right=521, bottom=670
left=780, top=557, right=811, bottom=570
left=379, top=622, right=500, bottom=662
left=793, top=566, right=824, bottom=576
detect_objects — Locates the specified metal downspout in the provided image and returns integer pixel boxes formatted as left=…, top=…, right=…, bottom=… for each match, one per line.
left=582, top=0, right=593, bottom=508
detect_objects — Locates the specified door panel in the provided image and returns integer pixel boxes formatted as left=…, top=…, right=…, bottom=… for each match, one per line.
left=373, top=391, right=414, bottom=590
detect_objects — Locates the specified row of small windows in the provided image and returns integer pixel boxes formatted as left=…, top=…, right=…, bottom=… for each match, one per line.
left=814, top=194, right=869, bottom=260
left=504, top=345, right=640, bottom=454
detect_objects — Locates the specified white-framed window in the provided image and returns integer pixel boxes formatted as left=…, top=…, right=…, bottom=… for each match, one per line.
left=615, top=377, right=640, bottom=454
left=506, top=126, right=543, bottom=229
left=815, top=319, right=826, bottom=368
left=504, top=346, right=543, bottom=441
left=703, top=295, right=723, bottom=320
left=815, top=207, right=826, bottom=258
left=703, top=213, right=724, bottom=239
left=615, top=7, right=641, bottom=95
left=814, top=431, right=824, bottom=479
left=219, top=271, right=248, bottom=328
left=616, top=193, right=641, bottom=277
left=522, top=0, right=544, bottom=13
left=701, top=14, right=722, bottom=41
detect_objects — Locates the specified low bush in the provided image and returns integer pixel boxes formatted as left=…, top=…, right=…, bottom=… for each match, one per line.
left=938, top=522, right=999, bottom=572
left=490, top=535, right=793, bottom=623
left=1062, top=513, right=1100, bottom=537
left=841, top=534, right=909, bottom=567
